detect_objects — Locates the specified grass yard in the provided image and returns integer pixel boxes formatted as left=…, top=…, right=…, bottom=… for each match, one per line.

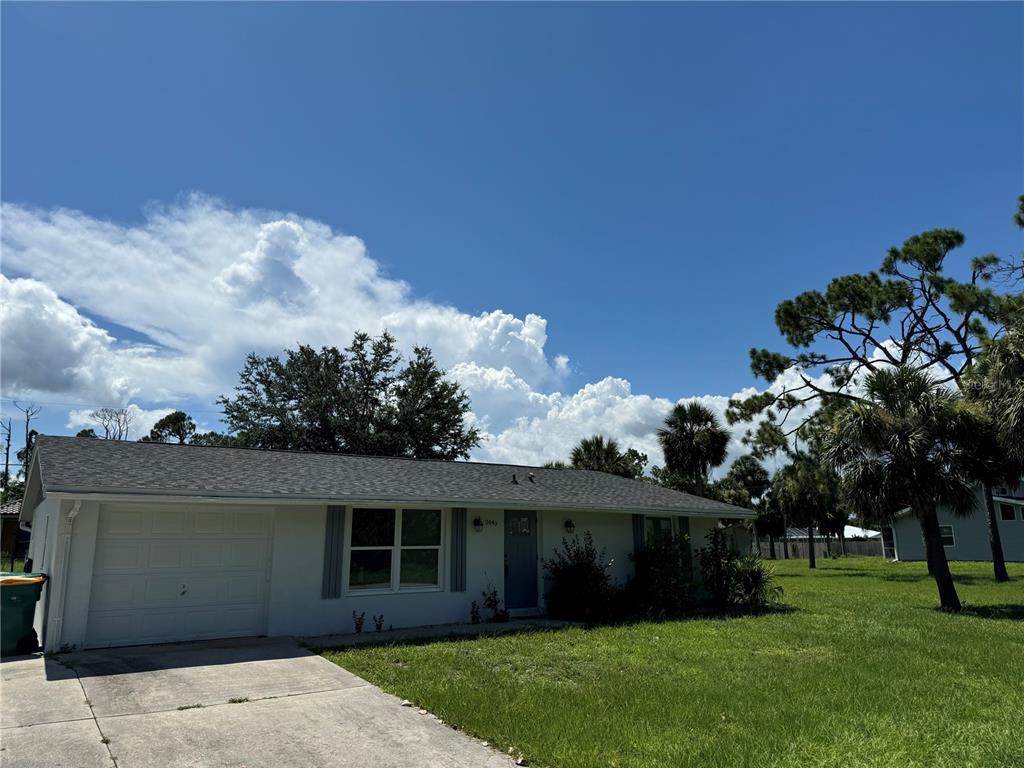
left=322, top=557, right=1024, bottom=768
left=0, top=557, right=25, bottom=573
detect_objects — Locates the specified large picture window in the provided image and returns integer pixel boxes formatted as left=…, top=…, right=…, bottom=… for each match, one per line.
left=348, top=508, right=443, bottom=592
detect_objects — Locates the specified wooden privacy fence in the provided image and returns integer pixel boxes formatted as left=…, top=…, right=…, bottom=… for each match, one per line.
left=756, top=538, right=882, bottom=560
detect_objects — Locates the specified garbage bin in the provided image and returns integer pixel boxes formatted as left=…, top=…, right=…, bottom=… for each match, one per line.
left=1, top=573, right=46, bottom=656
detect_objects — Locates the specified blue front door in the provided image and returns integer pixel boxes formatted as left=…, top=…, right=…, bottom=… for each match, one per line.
left=504, top=510, right=538, bottom=609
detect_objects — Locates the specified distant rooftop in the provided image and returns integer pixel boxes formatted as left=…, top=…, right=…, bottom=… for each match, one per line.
left=784, top=526, right=880, bottom=540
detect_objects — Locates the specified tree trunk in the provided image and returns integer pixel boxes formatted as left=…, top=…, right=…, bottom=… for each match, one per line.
left=983, top=481, right=1009, bottom=583
left=807, top=523, right=816, bottom=569
left=768, top=535, right=777, bottom=560
left=754, top=531, right=761, bottom=556
left=918, top=504, right=962, bottom=611
left=839, top=529, right=847, bottom=556
left=782, top=515, right=790, bottom=559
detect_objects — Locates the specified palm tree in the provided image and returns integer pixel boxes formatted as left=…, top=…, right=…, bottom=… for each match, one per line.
left=753, top=498, right=785, bottom=560
left=725, top=455, right=771, bottom=500
left=824, top=366, right=979, bottom=611
left=969, top=330, right=1024, bottom=465
left=819, top=505, right=851, bottom=556
left=570, top=435, right=627, bottom=476
left=657, top=402, right=730, bottom=495
left=720, top=454, right=772, bottom=555
left=771, top=454, right=837, bottom=569
left=965, top=330, right=1024, bottom=582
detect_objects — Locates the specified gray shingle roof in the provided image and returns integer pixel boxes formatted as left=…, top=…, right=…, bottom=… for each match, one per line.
left=29, top=435, right=752, bottom=517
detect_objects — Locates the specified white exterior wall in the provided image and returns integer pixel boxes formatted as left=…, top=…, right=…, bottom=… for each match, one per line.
left=28, top=499, right=102, bottom=652
left=29, top=495, right=750, bottom=651
left=688, top=517, right=718, bottom=581
left=892, top=490, right=1024, bottom=562
left=538, top=509, right=637, bottom=589
left=51, top=501, right=100, bottom=651
left=266, top=505, right=505, bottom=636
left=26, top=496, right=61, bottom=646
left=25, top=496, right=59, bottom=567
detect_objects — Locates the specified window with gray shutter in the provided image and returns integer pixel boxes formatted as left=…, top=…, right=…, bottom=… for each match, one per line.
left=632, top=513, right=646, bottom=553
left=450, top=507, right=468, bottom=592
left=322, top=505, right=345, bottom=598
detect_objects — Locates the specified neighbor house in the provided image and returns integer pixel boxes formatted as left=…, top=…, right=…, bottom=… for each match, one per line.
left=1, top=499, right=30, bottom=569
left=880, top=484, right=1024, bottom=562
left=19, top=436, right=751, bottom=653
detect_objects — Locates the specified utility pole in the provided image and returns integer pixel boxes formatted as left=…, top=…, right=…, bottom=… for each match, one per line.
left=9, top=405, right=39, bottom=572
left=1, top=419, right=9, bottom=571
left=1, top=418, right=11, bottom=495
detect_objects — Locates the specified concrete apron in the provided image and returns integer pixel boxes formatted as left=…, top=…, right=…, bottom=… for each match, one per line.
left=303, top=616, right=571, bottom=649
left=1, top=637, right=512, bottom=768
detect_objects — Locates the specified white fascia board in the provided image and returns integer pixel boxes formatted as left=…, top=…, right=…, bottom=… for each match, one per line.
left=43, top=490, right=755, bottom=519
left=993, top=496, right=1024, bottom=505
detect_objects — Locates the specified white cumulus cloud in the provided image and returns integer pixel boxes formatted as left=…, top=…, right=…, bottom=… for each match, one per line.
left=1, top=196, right=569, bottom=404
left=1, top=195, right=807, bottom=473
left=0, top=275, right=178, bottom=404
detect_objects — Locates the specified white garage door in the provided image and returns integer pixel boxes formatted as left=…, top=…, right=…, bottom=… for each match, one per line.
left=85, top=504, right=273, bottom=649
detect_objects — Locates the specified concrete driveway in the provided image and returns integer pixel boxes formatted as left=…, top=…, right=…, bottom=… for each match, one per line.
left=1, top=637, right=512, bottom=768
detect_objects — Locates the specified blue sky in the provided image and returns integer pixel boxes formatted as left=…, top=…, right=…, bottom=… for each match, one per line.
left=1, top=2, right=1021, bottom=467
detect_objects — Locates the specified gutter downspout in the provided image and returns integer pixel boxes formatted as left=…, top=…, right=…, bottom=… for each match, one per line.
left=47, top=499, right=81, bottom=652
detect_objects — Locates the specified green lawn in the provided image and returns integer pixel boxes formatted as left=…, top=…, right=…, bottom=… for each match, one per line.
left=322, top=557, right=1024, bottom=768
left=0, top=557, right=25, bottom=573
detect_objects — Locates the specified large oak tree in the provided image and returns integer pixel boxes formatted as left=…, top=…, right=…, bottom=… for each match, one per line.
left=219, top=331, right=481, bottom=460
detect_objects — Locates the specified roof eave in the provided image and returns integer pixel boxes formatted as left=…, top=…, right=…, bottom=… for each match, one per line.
left=43, top=488, right=755, bottom=519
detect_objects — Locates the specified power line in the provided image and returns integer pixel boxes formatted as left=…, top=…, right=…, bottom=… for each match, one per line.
left=0, top=397, right=224, bottom=415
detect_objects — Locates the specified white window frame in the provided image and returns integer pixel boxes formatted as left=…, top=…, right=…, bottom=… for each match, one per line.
left=343, top=507, right=448, bottom=596
left=938, top=524, right=955, bottom=547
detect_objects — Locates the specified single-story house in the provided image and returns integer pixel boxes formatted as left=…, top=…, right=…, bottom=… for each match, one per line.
left=881, top=484, right=1024, bottom=562
left=20, top=436, right=752, bottom=653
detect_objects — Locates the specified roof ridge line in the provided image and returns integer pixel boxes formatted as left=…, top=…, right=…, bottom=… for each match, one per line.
left=35, top=433, right=570, bottom=472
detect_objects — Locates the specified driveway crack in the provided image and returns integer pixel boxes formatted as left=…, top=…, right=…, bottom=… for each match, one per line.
left=89, top=682, right=372, bottom=721
left=62, top=661, right=119, bottom=768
